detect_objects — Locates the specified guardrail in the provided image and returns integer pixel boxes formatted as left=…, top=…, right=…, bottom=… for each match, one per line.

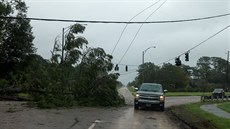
left=201, top=95, right=230, bottom=101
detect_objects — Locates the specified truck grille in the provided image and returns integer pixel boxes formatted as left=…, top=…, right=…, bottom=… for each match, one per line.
left=139, top=94, right=159, bottom=101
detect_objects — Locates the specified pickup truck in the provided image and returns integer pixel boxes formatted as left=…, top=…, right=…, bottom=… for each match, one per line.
left=134, top=83, right=166, bottom=111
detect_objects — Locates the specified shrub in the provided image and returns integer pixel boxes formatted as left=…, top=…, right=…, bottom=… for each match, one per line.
left=0, top=79, right=9, bottom=89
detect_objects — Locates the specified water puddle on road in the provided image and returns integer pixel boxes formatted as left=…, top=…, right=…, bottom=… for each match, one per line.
left=104, top=106, right=179, bottom=129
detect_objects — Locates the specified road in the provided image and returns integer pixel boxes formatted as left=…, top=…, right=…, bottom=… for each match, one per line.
left=0, top=87, right=200, bottom=129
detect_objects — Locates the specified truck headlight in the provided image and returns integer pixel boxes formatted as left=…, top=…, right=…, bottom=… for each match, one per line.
left=160, top=96, right=164, bottom=101
left=135, top=94, right=140, bottom=99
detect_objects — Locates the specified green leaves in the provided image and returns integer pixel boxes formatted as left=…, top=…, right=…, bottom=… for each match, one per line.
left=14, top=0, right=27, bottom=13
left=134, top=62, right=189, bottom=91
left=82, top=47, right=113, bottom=72
left=196, top=56, right=228, bottom=84
left=65, top=49, right=81, bottom=65
left=71, top=24, right=85, bottom=34
left=65, top=35, right=87, bottom=51
left=0, top=0, right=35, bottom=78
left=63, top=32, right=88, bottom=64
left=51, top=23, right=88, bottom=65
left=0, top=2, right=12, bottom=16
left=132, top=56, right=230, bottom=92
left=0, top=2, right=122, bottom=106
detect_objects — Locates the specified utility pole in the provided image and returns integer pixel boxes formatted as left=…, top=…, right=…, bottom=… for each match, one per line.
left=226, top=51, right=229, bottom=91
left=142, top=51, right=144, bottom=83
left=142, top=51, right=144, bottom=64
left=61, top=28, right=64, bottom=63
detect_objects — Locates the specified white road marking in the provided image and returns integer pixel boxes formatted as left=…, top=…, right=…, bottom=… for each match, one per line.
left=88, top=120, right=103, bottom=129
left=88, top=123, right=96, bottom=129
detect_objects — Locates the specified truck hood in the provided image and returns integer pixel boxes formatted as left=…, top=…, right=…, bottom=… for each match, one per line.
left=137, top=91, right=164, bottom=96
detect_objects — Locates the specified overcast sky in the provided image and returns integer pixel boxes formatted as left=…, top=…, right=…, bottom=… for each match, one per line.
left=24, top=0, right=230, bottom=85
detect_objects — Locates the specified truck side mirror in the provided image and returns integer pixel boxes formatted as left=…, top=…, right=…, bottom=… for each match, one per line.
left=164, top=89, right=168, bottom=93
left=134, top=87, right=138, bottom=91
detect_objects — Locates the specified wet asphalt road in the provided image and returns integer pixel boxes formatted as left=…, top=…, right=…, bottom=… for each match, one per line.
left=93, top=107, right=180, bottom=129
left=0, top=87, right=200, bottom=129
left=100, top=87, right=200, bottom=129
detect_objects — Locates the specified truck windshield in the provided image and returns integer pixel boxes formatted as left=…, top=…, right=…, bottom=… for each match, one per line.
left=139, top=84, right=162, bottom=92
left=213, top=89, right=223, bottom=92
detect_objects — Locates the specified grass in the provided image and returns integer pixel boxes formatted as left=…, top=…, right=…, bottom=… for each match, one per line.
left=186, top=102, right=230, bottom=129
left=126, top=86, right=230, bottom=97
left=166, top=92, right=212, bottom=96
left=170, top=102, right=230, bottom=129
left=166, top=92, right=230, bottom=96
left=18, top=93, right=30, bottom=98
left=218, top=102, right=230, bottom=113
left=126, top=86, right=136, bottom=96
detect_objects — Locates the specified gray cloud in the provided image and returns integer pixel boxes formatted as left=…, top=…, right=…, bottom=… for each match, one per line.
left=25, top=0, right=230, bottom=85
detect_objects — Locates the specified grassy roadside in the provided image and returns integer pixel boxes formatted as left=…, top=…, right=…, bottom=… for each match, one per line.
left=218, top=102, right=230, bottom=113
left=169, top=102, right=230, bottom=129
left=126, top=86, right=230, bottom=96
left=166, top=92, right=230, bottom=96
left=126, top=86, right=136, bottom=96
left=166, top=92, right=211, bottom=96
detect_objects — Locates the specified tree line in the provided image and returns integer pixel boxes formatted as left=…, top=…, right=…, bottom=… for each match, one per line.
left=128, top=56, right=230, bottom=92
left=0, top=0, right=124, bottom=108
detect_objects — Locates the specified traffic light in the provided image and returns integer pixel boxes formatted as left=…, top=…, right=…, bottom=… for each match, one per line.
left=175, top=57, right=182, bottom=66
left=185, top=53, right=189, bottom=61
left=125, top=65, right=128, bottom=71
left=115, top=64, right=119, bottom=71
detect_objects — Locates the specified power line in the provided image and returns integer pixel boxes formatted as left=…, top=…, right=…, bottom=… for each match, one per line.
left=111, top=0, right=162, bottom=55
left=158, top=24, right=230, bottom=65
left=111, top=0, right=162, bottom=73
left=0, top=12, right=229, bottom=24
left=117, top=0, right=168, bottom=64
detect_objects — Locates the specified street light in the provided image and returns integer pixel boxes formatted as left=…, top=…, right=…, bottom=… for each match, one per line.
left=141, top=46, right=156, bottom=83
left=142, top=46, right=156, bottom=64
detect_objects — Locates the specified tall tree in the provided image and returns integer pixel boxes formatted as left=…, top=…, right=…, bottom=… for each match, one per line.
left=159, top=63, right=189, bottom=90
left=0, top=0, right=35, bottom=78
left=132, top=63, right=189, bottom=90
left=81, top=47, right=113, bottom=72
left=137, top=62, right=160, bottom=84
left=51, top=24, right=88, bottom=65
left=196, top=56, right=211, bottom=81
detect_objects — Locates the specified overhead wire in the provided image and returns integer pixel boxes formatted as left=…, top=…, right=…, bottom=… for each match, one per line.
left=2, top=4, right=229, bottom=73
left=0, top=12, right=229, bottom=24
left=111, top=0, right=162, bottom=73
left=120, top=22, right=230, bottom=74
left=111, top=0, right=162, bottom=55
left=158, top=24, right=230, bottom=65
left=117, top=0, right=168, bottom=65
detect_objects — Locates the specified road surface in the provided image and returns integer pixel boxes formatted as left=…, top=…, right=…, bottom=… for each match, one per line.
left=0, top=87, right=200, bottom=129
